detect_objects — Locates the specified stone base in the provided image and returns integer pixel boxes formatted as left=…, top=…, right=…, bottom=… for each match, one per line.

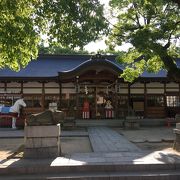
left=24, top=147, right=59, bottom=159
left=173, top=132, right=180, bottom=151
left=125, top=116, right=140, bottom=129
left=173, top=123, right=180, bottom=151
left=24, top=124, right=60, bottom=158
left=124, top=121, right=140, bottom=129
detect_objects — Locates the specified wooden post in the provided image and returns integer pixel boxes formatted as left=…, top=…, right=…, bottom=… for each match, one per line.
left=4, top=81, right=7, bottom=102
left=164, top=82, right=167, bottom=108
left=95, top=86, right=97, bottom=119
left=59, top=81, right=62, bottom=109
left=42, top=82, right=45, bottom=110
left=115, top=79, right=118, bottom=118
left=76, top=76, right=79, bottom=119
left=128, top=83, right=131, bottom=115
left=179, top=83, right=180, bottom=105
left=21, top=81, right=23, bottom=94
left=4, top=81, right=7, bottom=92
left=144, top=82, right=147, bottom=118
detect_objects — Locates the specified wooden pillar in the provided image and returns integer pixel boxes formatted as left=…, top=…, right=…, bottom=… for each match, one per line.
left=128, top=83, right=131, bottom=115
left=42, top=82, right=45, bottom=110
left=163, top=82, right=168, bottom=117
left=4, top=81, right=7, bottom=102
left=95, top=86, right=97, bottom=119
left=179, top=83, right=180, bottom=104
left=4, top=81, right=7, bottom=92
left=164, top=82, right=167, bottom=107
left=144, top=82, right=147, bottom=118
left=115, top=80, right=118, bottom=118
left=76, top=76, right=79, bottom=119
left=20, top=81, right=23, bottom=94
left=59, top=81, right=62, bottom=109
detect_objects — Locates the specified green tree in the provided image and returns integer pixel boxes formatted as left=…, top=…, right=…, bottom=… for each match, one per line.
left=108, top=0, right=180, bottom=82
left=0, top=0, right=108, bottom=71
left=39, top=44, right=89, bottom=55
left=170, top=0, right=180, bottom=7
left=98, top=48, right=126, bottom=56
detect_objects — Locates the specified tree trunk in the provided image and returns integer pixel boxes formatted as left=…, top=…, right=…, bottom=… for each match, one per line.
left=159, top=49, right=180, bottom=82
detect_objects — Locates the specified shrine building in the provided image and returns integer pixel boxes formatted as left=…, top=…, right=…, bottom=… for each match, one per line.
left=0, top=54, right=180, bottom=127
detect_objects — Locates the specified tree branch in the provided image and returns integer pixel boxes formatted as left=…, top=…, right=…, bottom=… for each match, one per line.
left=163, top=20, right=180, bottom=49
left=103, top=16, right=119, bottom=30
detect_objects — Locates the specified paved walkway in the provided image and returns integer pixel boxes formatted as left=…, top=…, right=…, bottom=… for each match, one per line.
left=88, top=127, right=141, bottom=152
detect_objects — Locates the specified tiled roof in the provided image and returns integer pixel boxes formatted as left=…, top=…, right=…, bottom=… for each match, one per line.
left=0, top=54, right=179, bottom=78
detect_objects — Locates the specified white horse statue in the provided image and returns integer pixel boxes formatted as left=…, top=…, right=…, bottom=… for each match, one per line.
left=0, top=96, right=26, bottom=129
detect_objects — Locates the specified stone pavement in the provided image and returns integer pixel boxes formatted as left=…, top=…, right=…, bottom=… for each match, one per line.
left=0, top=126, right=180, bottom=179
left=118, top=127, right=175, bottom=143
left=0, top=127, right=179, bottom=167
left=0, top=127, right=180, bottom=167
left=88, top=127, right=141, bottom=152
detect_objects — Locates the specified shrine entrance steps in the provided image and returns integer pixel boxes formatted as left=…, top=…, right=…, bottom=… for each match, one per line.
left=75, top=119, right=124, bottom=127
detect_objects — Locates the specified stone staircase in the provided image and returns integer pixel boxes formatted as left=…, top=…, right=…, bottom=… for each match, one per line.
left=75, top=119, right=123, bottom=127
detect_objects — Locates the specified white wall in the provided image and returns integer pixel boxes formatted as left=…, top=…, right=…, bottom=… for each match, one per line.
left=62, top=88, right=76, bottom=94
left=23, top=88, right=42, bottom=94
left=147, top=89, right=164, bottom=94
left=166, top=82, right=179, bottom=88
left=131, top=82, right=144, bottom=87
left=0, top=81, right=179, bottom=96
left=62, top=83, right=75, bottom=88
left=119, top=88, right=128, bottom=94
left=7, top=82, right=21, bottom=87
left=5, top=88, right=21, bottom=93
left=45, top=88, right=59, bottom=94
left=130, top=89, right=144, bottom=94
left=146, top=82, right=164, bottom=88
left=45, top=82, right=59, bottom=87
left=23, top=82, right=42, bottom=87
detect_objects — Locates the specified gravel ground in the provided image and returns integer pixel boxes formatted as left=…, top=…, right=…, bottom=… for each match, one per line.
left=0, top=138, right=24, bottom=159
left=0, top=137, right=92, bottom=159
left=61, top=137, right=92, bottom=155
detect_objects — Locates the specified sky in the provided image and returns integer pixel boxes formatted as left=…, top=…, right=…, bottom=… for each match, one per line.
left=84, top=0, right=131, bottom=53
left=84, top=0, right=109, bottom=53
